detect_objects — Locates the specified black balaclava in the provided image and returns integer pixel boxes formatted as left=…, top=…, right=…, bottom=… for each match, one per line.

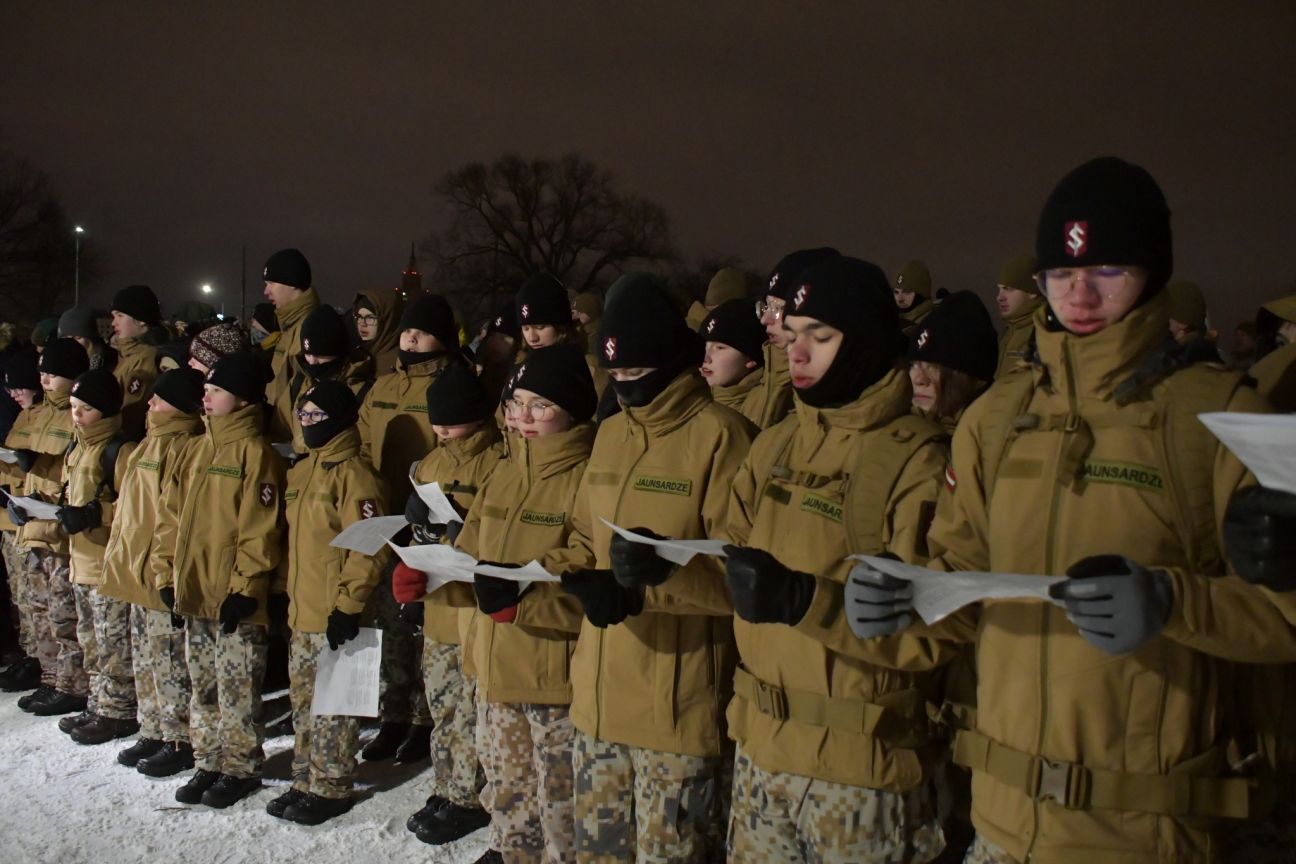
left=785, top=255, right=905, bottom=408
left=300, top=379, right=359, bottom=450
left=598, top=272, right=702, bottom=408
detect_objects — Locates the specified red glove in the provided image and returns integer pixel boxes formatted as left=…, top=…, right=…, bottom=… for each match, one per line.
left=392, top=562, right=428, bottom=603
left=489, top=606, right=518, bottom=624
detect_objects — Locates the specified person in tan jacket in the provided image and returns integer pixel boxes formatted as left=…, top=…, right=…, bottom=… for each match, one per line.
left=109, top=284, right=163, bottom=437
left=353, top=288, right=403, bottom=376
left=262, top=247, right=320, bottom=439
left=556, top=272, right=756, bottom=863
left=98, top=368, right=205, bottom=776
left=848, top=157, right=1293, bottom=864
left=516, top=272, right=609, bottom=400
left=394, top=363, right=505, bottom=846
left=894, top=260, right=936, bottom=332
left=55, top=369, right=139, bottom=746
left=720, top=254, right=951, bottom=862
left=993, top=255, right=1042, bottom=378
left=281, top=305, right=375, bottom=457
left=153, top=351, right=285, bottom=810
left=697, top=298, right=766, bottom=426
left=9, top=338, right=90, bottom=717
left=265, top=379, right=385, bottom=826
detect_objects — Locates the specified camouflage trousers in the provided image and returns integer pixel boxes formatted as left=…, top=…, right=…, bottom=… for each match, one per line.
left=186, top=617, right=268, bottom=778
left=423, top=639, right=484, bottom=807
left=3, top=532, right=32, bottom=655
left=572, top=729, right=726, bottom=864
left=132, top=606, right=191, bottom=741
left=86, top=590, right=136, bottom=719
left=373, top=562, right=431, bottom=725
left=73, top=584, right=101, bottom=710
left=41, top=551, right=87, bottom=695
left=727, top=747, right=945, bottom=864
left=476, top=699, right=576, bottom=863
left=288, top=630, right=361, bottom=798
left=1218, top=796, right=1296, bottom=864
left=959, top=835, right=1017, bottom=864
left=20, top=549, right=57, bottom=684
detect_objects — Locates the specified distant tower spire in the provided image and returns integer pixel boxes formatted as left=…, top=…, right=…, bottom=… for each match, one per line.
left=401, top=242, right=423, bottom=299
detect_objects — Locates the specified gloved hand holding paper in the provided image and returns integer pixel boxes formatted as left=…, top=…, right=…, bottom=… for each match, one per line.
left=599, top=518, right=729, bottom=566
left=414, top=481, right=465, bottom=525
left=849, top=555, right=1064, bottom=625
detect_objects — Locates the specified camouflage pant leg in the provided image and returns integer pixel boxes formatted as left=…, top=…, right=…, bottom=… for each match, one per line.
left=288, top=630, right=360, bottom=798
left=726, top=747, right=945, bottom=864
left=373, top=564, right=431, bottom=725
left=476, top=699, right=576, bottom=863
left=423, top=639, right=483, bottom=806
left=573, top=730, right=635, bottom=863
left=90, top=591, right=136, bottom=719
left=960, top=835, right=1020, bottom=864
left=1218, top=797, right=1296, bottom=864
left=23, top=550, right=57, bottom=684
left=187, top=617, right=268, bottom=777
left=143, top=607, right=190, bottom=742
left=45, top=553, right=87, bottom=695
left=73, top=582, right=99, bottom=707
left=130, top=605, right=162, bottom=739
left=3, top=533, right=32, bottom=655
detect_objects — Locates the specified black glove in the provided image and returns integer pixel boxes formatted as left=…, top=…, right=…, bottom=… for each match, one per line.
left=326, top=608, right=362, bottom=650
left=721, top=545, right=815, bottom=626
left=14, top=449, right=37, bottom=472
left=843, top=558, right=915, bottom=638
left=1224, top=486, right=1296, bottom=592
left=445, top=520, right=463, bottom=544
left=57, top=500, right=102, bottom=535
left=218, top=592, right=258, bottom=634
left=399, top=602, right=425, bottom=630
left=404, top=491, right=430, bottom=527
left=1049, top=555, right=1173, bottom=655
left=609, top=527, right=675, bottom=588
left=411, top=522, right=448, bottom=545
left=474, top=569, right=523, bottom=615
left=7, top=500, right=31, bottom=527
left=560, top=569, right=644, bottom=628
left=267, top=592, right=290, bottom=622
left=158, top=586, right=184, bottom=628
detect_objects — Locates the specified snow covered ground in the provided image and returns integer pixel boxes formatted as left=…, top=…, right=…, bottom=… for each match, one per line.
left=0, top=689, right=489, bottom=864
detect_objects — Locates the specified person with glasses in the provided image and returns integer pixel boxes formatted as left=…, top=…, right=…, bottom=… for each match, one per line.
left=847, top=157, right=1289, bottom=864
left=993, top=255, right=1042, bottom=378
left=281, top=305, right=375, bottom=458
left=514, top=272, right=609, bottom=401
left=352, top=289, right=404, bottom=376
left=906, top=291, right=999, bottom=434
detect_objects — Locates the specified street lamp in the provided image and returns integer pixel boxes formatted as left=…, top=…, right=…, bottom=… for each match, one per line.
left=201, top=283, right=224, bottom=316
left=74, top=226, right=85, bottom=306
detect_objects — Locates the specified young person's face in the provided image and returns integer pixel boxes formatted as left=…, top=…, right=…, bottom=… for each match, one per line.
left=111, top=310, right=149, bottom=341
left=701, top=341, right=756, bottom=388
left=304, top=353, right=339, bottom=366
left=432, top=420, right=483, bottom=441
left=400, top=328, right=442, bottom=353
left=69, top=396, right=104, bottom=428
left=1040, top=266, right=1146, bottom=336
left=783, top=316, right=843, bottom=390
left=893, top=285, right=916, bottom=311
left=908, top=361, right=940, bottom=414
left=508, top=387, right=572, bottom=438
left=9, top=388, right=38, bottom=410
left=297, top=400, right=326, bottom=427
left=354, top=307, right=379, bottom=342
left=202, top=384, right=246, bottom=417
left=263, top=281, right=301, bottom=309
left=758, top=296, right=787, bottom=348
left=40, top=372, right=74, bottom=393
left=996, top=285, right=1034, bottom=319
left=147, top=394, right=178, bottom=414
left=521, top=324, right=559, bottom=350
left=606, top=367, right=655, bottom=382
left=187, top=356, right=211, bottom=374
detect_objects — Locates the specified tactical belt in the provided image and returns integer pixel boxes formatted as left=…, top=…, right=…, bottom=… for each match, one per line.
left=953, top=729, right=1260, bottom=819
left=732, top=665, right=931, bottom=748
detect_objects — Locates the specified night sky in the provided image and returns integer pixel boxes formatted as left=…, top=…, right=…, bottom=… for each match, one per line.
left=2, top=2, right=1293, bottom=330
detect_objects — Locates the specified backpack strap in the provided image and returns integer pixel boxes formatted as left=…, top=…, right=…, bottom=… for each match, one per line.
left=95, top=432, right=136, bottom=503
left=972, top=368, right=1039, bottom=500
left=842, top=413, right=948, bottom=556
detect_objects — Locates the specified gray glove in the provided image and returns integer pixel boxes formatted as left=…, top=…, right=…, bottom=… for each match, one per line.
left=1048, top=554, right=1172, bottom=655
left=844, top=560, right=915, bottom=639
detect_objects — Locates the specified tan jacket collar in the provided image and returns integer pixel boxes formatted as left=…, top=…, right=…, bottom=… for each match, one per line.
left=74, top=415, right=121, bottom=447
left=146, top=410, right=203, bottom=438
left=622, top=370, right=711, bottom=436
left=204, top=403, right=264, bottom=445
left=793, top=367, right=913, bottom=433
left=276, top=287, right=319, bottom=331
left=1033, top=292, right=1171, bottom=401
left=518, top=421, right=594, bottom=480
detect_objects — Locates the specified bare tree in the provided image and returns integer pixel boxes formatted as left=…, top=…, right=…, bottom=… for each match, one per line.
left=423, top=153, right=674, bottom=324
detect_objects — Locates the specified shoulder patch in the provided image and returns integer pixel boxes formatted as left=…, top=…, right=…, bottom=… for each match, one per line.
left=944, top=465, right=957, bottom=492
left=259, top=482, right=276, bottom=506
left=128, top=376, right=145, bottom=396
left=359, top=498, right=378, bottom=519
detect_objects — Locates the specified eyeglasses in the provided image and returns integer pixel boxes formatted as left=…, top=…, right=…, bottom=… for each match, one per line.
left=755, top=299, right=785, bottom=321
left=1034, top=266, right=1135, bottom=300
left=353, top=313, right=378, bottom=326
left=503, top=398, right=557, bottom=421
left=295, top=409, right=329, bottom=424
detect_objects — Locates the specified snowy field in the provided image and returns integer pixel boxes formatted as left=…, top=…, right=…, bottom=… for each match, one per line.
left=0, top=689, right=488, bottom=864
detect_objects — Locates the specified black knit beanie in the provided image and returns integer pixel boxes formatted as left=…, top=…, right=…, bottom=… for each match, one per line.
left=263, top=248, right=312, bottom=289
left=597, top=272, right=693, bottom=369
left=5, top=353, right=40, bottom=391
left=513, top=343, right=597, bottom=423
left=39, top=338, right=91, bottom=381
left=764, top=247, right=840, bottom=302
left=426, top=363, right=493, bottom=426
left=516, top=273, right=570, bottom=327
left=205, top=351, right=270, bottom=404
left=398, top=294, right=458, bottom=352
left=152, top=367, right=205, bottom=414
left=487, top=304, right=520, bottom=340
left=111, top=284, right=161, bottom=326
left=300, top=305, right=349, bottom=358
left=70, top=369, right=123, bottom=417
left=299, top=379, right=359, bottom=449
left=699, top=299, right=766, bottom=365
left=906, top=291, right=999, bottom=383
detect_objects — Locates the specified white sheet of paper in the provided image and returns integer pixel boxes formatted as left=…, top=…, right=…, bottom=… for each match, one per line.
left=850, top=555, right=1064, bottom=625
left=311, top=627, right=381, bottom=717
left=1199, top=412, right=1296, bottom=495
left=329, top=515, right=410, bottom=556
left=3, top=490, right=61, bottom=521
left=414, top=481, right=465, bottom=524
left=600, top=518, right=729, bottom=566
left=271, top=441, right=298, bottom=459
left=472, top=559, right=560, bottom=583
left=386, top=541, right=477, bottom=583
left=0, top=447, right=18, bottom=464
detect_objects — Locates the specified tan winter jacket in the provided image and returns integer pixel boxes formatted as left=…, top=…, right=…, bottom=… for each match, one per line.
left=994, top=295, right=1043, bottom=379
left=112, top=336, right=159, bottom=437
left=742, top=342, right=793, bottom=429
left=355, top=288, right=403, bottom=377
left=357, top=353, right=454, bottom=508
left=267, top=287, right=321, bottom=439
left=63, top=415, right=134, bottom=586
left=17, top=388, right=76, bottom=554
left=286, top=347, right=376, bottom=454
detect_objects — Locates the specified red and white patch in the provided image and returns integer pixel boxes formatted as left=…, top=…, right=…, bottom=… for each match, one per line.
left=1064, top=221, right=1088, bottom=257
left=792, top=283, right=810, bottom=310
left=521, top=303, right=530, bottom=320
left=259, top=482, right=275, bottom=507
left=916, top=329, right=931, bottom=350
left=360, top=498, right=378, bottom=519
left=603, top=337, right=617, bottom=361
left=128, top=376, right=143, bottom=395
left=944, top=465, right=957, bottom=492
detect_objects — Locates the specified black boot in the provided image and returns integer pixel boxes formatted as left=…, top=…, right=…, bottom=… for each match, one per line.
left=394, top=724, right=432, bottom=763
left=17, top=684, right=56, bottom=711
left=414, top=800, right=492, bottom=845
left=117, top=738, right=164, bottom=767
left=71, top=715, right=140, bottom=745
left=175, top=768, right=222, bottom=804
left=30, top=690, right=88, bottom=716
left=200, top=773, right=263, bottom=809
left=406, top=795, right=449, bottom=833
left=266, top=788, right=308, bottom=819
left=283, top=792, right=355, bottom=825
left=58, top=709, right=96, bottom=734
left=475, top=851, right=504, bottom=864
left=360, top=721, right=409, bottom=761
left=0, top=657, right=42, bottom=692
left=139, top=741, right=195, bottom=778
